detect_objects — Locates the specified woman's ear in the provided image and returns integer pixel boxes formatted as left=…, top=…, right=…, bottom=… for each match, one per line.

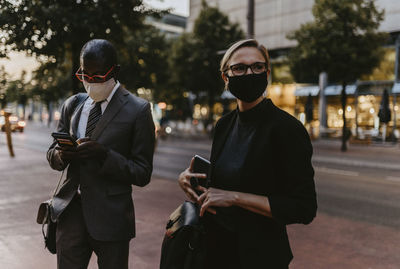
left=221, top=72, right=228, bottom=89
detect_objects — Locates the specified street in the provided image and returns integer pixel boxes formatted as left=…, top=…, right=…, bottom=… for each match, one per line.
left=0, top=122, right=399, bottom=268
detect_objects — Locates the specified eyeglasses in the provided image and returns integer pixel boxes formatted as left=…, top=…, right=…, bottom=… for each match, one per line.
left=75, top=65, right=115, bottom=83
left=227, top=62, right=267, bottom=76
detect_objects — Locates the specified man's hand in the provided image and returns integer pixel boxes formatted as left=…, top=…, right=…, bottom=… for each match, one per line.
left=76, top=137, right=108, bottom=160
left=56, top=146, right=79, bottom=163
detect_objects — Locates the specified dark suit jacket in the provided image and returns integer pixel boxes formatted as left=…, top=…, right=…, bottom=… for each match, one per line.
left=208, top=98, right=317, bottom=268
left=47, top=86, right=155, bottom=241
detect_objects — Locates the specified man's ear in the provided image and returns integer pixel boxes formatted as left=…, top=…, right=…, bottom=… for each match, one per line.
left=113, top=64, right=121, bottom=79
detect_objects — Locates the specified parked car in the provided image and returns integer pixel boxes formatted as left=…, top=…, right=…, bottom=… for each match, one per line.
left=0, top=115, right=26, bottom=132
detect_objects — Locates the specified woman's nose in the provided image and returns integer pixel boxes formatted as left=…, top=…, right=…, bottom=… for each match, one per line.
left=245, top=66, right=253, bottom=75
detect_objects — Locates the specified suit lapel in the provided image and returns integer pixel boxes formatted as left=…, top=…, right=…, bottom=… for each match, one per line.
left=70, top=96, right=88, bottom=138
left=91, top=86, right=129, bottom=140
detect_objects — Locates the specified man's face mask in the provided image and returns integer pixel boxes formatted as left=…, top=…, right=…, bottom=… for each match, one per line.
left=83, top=78, right=116, bottom=102
left=227, top=72, right=268, bottom=103
left=76, top=65, right=116, bottom=102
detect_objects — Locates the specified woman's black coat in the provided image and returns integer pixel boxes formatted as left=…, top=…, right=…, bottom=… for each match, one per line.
left=208, top=98, right=317, bottom=268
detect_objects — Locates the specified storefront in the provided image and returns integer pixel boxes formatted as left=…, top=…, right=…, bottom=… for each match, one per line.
left=295, top=81, right=400, bottom=139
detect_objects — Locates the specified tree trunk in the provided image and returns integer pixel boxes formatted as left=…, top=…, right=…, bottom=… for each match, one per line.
left=247, top=0, right=255, bottom=38
left=47, top=101, right=53, bottom=127
left=341, top=82, right=348, bottom=152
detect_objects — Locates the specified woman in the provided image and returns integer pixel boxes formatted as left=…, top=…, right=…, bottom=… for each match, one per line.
left=178, top=39, right=317, bottom=269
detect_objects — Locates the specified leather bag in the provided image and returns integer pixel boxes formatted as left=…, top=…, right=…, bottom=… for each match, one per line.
left=160, top=201, right=206, bottom=269
left=36, top=199, right=57, bottom=254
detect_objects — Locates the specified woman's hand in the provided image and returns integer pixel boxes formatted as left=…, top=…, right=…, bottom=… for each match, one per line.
left=198, top=188, right=236, bottom=217
left=178, top=157, right=207, bottom=202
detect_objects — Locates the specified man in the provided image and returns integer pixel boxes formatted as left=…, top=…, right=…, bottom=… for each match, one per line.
left=47, top=39, right=155, bottom=269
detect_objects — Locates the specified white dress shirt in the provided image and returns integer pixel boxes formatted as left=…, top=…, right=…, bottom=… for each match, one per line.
left=77, top=81, right=120, bottom=139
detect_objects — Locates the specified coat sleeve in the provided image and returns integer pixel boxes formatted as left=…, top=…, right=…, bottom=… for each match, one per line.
left=99, top=102, right=155, bottom=187
left=46, top=95, right=78, bottom=171
left=268, top=119, right=317, bottom=225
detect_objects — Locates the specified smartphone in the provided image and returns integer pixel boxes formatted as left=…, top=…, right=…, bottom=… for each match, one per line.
left=51, top=132, right=77, bottom=148
left=190, top=155, right=210, bottom=193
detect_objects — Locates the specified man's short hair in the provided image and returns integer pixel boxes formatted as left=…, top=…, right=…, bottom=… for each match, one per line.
left=80, top=39, right=118, bottom=69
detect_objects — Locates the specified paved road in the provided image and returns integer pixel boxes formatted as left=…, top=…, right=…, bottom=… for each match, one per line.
left=0, top=122, right=399, bottom=268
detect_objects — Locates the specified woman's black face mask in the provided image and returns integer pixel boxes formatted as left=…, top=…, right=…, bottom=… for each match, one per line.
left=227, top=72, right=268, bottom=103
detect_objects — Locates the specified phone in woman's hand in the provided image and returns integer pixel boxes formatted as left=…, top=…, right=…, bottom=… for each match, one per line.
left=190, top=155, right=210, bottom=194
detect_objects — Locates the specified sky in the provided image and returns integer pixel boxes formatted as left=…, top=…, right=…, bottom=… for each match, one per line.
left=144, top=0, right=189, bottom=17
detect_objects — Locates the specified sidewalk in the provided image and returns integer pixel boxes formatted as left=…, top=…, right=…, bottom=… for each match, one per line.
left=1, top=141, right=399, bottom=269
left=0, top=145, right=186, bottom=269
left=311, top=139, right=400, bottom=170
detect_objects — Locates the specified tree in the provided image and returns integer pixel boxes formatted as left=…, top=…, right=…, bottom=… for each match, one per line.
left=0, top=0, right=165, bottom=99
left=120, top=25, right=170, bottom=96
left=4, top=71, right=29, bottom=119
left=0, top=65, right=8, bottom=109
left=288, top=0, right=387, bottom=151
left=168, top=1, right=244, bottom=124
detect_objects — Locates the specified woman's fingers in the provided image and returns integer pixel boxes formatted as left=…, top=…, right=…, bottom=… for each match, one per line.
left=189, top=157, right=195, bottom=172
left=196, top=186, right=208, bottom=193
left=198, top=191, right=208, bottom=204
left=200, top=197, right=211, bottom=217
left=189, top=173, right=207, bottom=179
left=206, top=207, right=217, bottom=215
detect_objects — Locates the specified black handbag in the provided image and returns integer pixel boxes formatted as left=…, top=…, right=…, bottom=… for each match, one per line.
left=160, top=201, right=206, bottom=269
left=36, top=199, right=57, bottom=254
left=36, top=169, right=65, bottom=254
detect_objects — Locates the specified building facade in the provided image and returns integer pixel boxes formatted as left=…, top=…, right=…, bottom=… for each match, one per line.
left=189, top=0, right=400, bottom=140
left=189, top=0, right=400, bottom=51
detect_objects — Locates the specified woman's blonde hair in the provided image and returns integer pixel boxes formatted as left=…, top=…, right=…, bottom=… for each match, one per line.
left=220, top=39, right=270, bottom=74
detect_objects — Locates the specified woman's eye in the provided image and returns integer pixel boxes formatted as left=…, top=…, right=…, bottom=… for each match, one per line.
left=233, top=65, right=246, bottom=71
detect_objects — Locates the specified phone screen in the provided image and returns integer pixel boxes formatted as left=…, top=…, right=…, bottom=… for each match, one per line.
left=51, top=132, right=77, bottom=147
left=191, top=155, right=210, bottom=191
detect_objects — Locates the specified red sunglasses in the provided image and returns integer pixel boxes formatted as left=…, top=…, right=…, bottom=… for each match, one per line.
left=75, top=65, right=115, bottom=83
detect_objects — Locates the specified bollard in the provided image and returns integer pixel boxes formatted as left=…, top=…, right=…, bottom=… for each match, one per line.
left=3, top=111, right=15, bottom=157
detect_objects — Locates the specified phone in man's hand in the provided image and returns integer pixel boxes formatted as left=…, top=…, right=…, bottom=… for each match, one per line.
left=190, top=155, right=210, bottom=194
left=51, top=132, right=77, bottom=148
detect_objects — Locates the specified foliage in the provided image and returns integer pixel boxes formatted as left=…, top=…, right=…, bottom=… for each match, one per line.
left=288, top=0, right=387, bottom=151
left=287, top=0, right=387, bottom=84
left=0, top=65, right=8, bottom=108
left=361, top=47, right=395, bottom=81
left=119, top=25, right=170, bottom=95
left=0, top=0, right=167, bottom=100
left=167, top=1, right=244, bottom=120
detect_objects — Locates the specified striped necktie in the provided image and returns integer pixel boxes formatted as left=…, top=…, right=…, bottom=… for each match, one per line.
left=85, top=101, right=103, bottom=138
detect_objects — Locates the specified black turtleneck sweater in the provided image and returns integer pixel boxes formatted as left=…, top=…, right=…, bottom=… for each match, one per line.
left=212, top=98, right=267, bottom=232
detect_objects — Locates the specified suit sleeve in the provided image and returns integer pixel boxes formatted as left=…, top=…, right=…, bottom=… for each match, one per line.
left=46, top=95, right=77, bottom=171
left=100, top=102, right=155, bottom=187
left=268, top=119, right=317, bottom=225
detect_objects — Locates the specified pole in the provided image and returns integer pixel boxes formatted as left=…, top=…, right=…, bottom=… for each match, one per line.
left=392, top=36, right=400, bottom=141
left=4, top=111, right=15, bottom=157
left=247, top=0, right=255, bottom=39
left=355, top=80, right=359, bottom=139
left=318, top=72, right=328, bottom=136
left=341, top=83, right=348, bottom=152
left=395, top=36, right=400, bottom=82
